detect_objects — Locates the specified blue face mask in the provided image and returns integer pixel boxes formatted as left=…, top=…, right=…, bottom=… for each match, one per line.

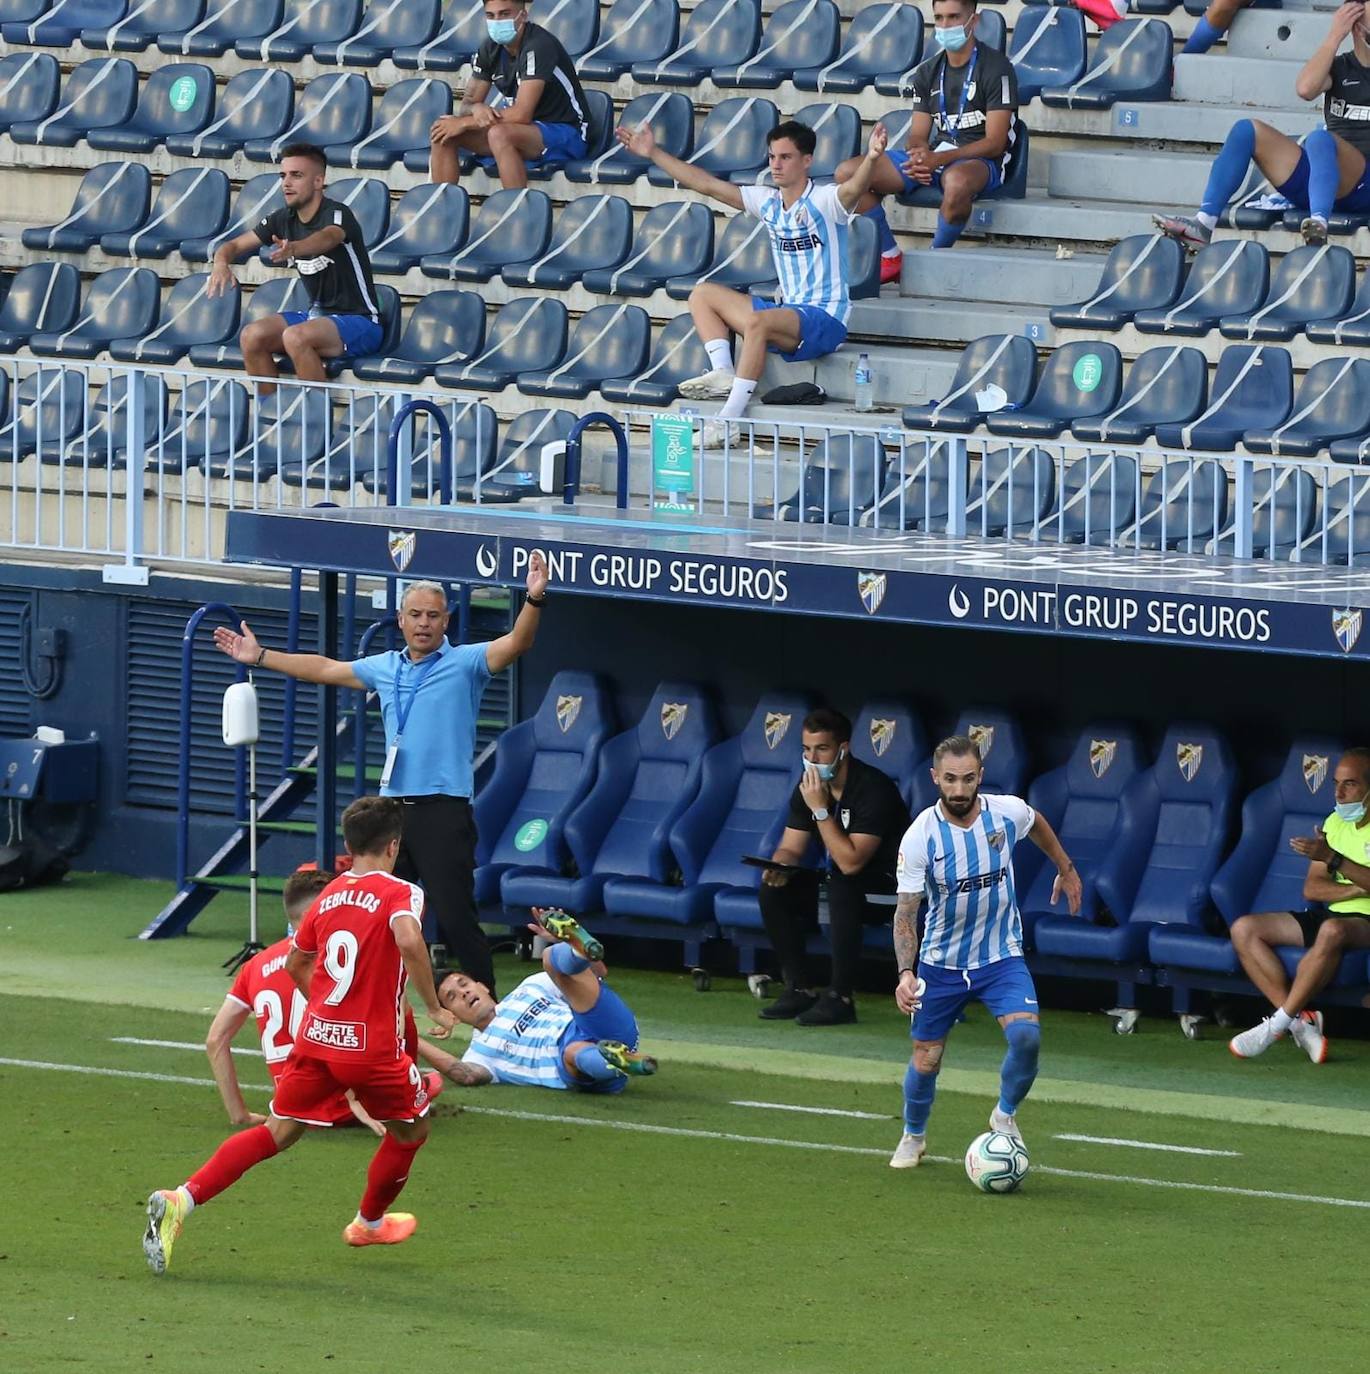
left=934, top=24, right=969, bottom=51
left=802, top=746, right=846, bottom=782
left=487, top=16, right=518, bottom=43
left=1335, top=800, right=1366, bottom=823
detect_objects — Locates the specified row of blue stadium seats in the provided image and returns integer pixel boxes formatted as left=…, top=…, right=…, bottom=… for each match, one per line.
left=1052, top=236, right=1370, bottom=344
left=905, top=334, right=1370, bottom=461
left=469, top=673, right=1368, bottom=995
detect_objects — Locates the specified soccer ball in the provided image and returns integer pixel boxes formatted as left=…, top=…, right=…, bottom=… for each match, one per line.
left=964, top=1130, right=1030, bottom=1193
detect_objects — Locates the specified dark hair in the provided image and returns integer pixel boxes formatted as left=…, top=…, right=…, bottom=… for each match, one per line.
left=933, top=0, right=977, bottom=11
left=1341, top=746, right=1370, bottom=779
left=282, top=867, right=333, bottom=919
left=803, top=708, right=852, bottom=743
left=342, top=796, right=403, bottom=856
left=933, top=734, right=982, bottom=768
left=279, top=142, right=326, bottom=170
left=767, top=121, right=816, bottom=156
left=432, top=966, right=456, bottom=993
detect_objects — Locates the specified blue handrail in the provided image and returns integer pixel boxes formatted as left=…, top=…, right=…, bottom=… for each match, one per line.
left=386, top=399, right=453, bottom=508
left=563, top=411, right=628, bottom=509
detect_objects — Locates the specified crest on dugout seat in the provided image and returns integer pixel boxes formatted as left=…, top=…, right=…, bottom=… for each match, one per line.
left=556, top=694, right=583, bottom=733
left=1176, top=741, right=1204, bottom=782
left=857, top=571, right=887, bottom=615
left=1332, top=608, right=1363, bottom=654
left=968, top=723, right=995, bottom=757
left=764, top=711, right=792, bottom=750
left=1089, top=738, right=1117, bottom=779
left=660, top=701, right=689, bottom=740
left=869, top=717, right=897, bottom=757
left=387, top=529, right=417, bottom=573
left=1303, top=753, right=1329, bottom=794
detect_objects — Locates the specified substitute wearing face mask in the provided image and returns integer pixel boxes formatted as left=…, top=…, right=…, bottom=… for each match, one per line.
left=756, top=709, right=912, bottom=1027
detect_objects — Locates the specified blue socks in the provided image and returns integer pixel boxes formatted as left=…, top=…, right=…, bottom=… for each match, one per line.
left=902, top=1062, right=938, bottom=1134
left=932, top=214, right=965, bottom=249
left=997, top=1020, right=1041, bottom=1116
left=547, top=941, right=589, bottom=975
left=1200, top=117, right=1255, bottom=220
left=1182, top=16, right=1223, bottom=54
left=1303, top=126, right=1339, bottom=222
left=572, top=1044, right=619, bottom=1082
left=865, top=202, right=898, bottom=255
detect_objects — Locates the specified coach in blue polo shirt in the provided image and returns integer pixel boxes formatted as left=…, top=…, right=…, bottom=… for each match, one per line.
left=214, top=552, right=549, bottom=994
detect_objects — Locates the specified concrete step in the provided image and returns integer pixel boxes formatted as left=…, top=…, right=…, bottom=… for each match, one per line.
left=1224, top=8, right=1341, bottom=61
left=1026, top=97, right=1317, bottom=147
left=1173, top=54, right=1309, bottom=109
left=1047, top=148, right=1215, bottom=206
left=897, top=245, right=1106, bottom=308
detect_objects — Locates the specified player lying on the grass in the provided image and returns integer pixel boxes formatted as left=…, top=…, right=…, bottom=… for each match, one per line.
left=142, top=797, right=457, bottom=1274
left=418, top=909, right=657, bottom=1091
left=1227, top=747, right=1370, bottom=1064
left=888, top=734, right=1081, bottom=1170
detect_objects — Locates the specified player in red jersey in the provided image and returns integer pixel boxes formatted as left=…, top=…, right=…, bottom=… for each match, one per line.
left=143, top=797, right=457, bottom=1274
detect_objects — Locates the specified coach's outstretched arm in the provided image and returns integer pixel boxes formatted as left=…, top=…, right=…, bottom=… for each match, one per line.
left=213, top=620, right=366, bottom=688
left=485, top=550, right=549, bottom=673
left=1029, top=814, right=1082, bottom=914
left=614, top=122, right=746, bottom=211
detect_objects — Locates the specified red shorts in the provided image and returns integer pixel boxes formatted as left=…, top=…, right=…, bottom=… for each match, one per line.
left=271, top=1052, right=431, bottom=1127
left=267, top=1065, right=355, bottom=1126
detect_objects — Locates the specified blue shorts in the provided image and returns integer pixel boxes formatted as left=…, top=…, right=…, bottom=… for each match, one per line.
left=1277, top=148, right=1370, bottom=213
left=278, top=310, right=382, bottom=358
left=476, top=120, right=587, bottom=170
left=557, top=980, right=639, bottom=1095
left=750, top=297, right=849, bottom=363
left=911, top=956, right=1039, bottom=1043
left=886, top=149, right=1003, bottom=197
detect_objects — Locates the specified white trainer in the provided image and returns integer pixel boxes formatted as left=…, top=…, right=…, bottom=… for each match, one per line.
left=989, top=1106, right=1023, bottom=1145
left=1228, top=1016, right=1282, bottom=1059
left=700, top=419, right=736, bottom=450
left=1288, top=1010, right=1329, bottom=1064
left=889, top=1132, right=926, bottom=1169
left=678, top=367, right=736, bottom=400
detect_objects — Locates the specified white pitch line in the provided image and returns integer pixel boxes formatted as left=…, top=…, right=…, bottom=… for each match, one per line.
left=111, top=1036, right=263, bottom=1058
left=1054, top=1132, right=1241, bottom=1158
left=2, top=1057, right=1362, bottom=1211
left=731, top=1098, right=892, bottom=1121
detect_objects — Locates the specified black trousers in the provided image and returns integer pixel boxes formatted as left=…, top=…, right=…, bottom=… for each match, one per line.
left=393, top=795, right=495, bottom=994
left=757, top=869, right=893, bottom=997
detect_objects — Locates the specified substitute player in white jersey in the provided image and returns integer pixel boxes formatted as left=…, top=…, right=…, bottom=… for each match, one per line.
left=888, top=734, right=1081, bottom=1169
left=615, top=116, right=888, bottom=446
left=420, top=910, right=657, bottom=1091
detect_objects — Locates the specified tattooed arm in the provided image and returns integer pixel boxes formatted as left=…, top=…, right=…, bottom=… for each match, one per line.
left=893, top=892, right=923, bottom=1014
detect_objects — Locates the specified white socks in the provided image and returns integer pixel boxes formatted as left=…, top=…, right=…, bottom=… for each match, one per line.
left=355, top=1212, right=383, bottom=1230
left=1270, top=1008, right=1294, bottom=1034
left=717, top=377, right=757, bottom=420
left=1195, top=211, right=1217, bottom=230
left=705, top=338, right=734, bottom=372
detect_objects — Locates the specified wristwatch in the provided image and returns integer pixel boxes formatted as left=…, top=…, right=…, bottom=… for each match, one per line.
left=1327, top=852, right=1344, bottom=877
left=812, top=807, right=830, bottom=822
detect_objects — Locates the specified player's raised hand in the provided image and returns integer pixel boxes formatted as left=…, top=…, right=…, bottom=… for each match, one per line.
left=798, top=762, right=831, bottom=813
left=866, top=121, right=889, bottom=161
left=526, top=549, right=549, bottom=599
left=428, top=1006, right=458, bottom=1039
left=1051, top=862, right=1083, bottom=916
left=616, top=121, right=656, bottom=160
left=1332, top=1, right=1364, bottom=42
left=268, top=235, right=292, bottom=265
left=213, top=620, right=261, bottom=665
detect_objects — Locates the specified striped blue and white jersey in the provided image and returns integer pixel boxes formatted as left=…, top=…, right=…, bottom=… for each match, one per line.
left=462, top=972, right=574, bottom=1089
left=740, top=181, right=852, bottom=325
left=897, top=795, right=1037, bottom=970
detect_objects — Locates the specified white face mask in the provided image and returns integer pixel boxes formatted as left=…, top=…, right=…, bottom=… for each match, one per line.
left=803, top=745, right=846, bottom=781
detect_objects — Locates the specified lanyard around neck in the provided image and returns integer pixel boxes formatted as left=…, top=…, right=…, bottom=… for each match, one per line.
left=938, top=46, right=979, bottom=136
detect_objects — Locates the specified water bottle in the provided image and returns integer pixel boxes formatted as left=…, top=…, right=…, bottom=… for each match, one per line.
left=853, top=352, right=874, bottom=412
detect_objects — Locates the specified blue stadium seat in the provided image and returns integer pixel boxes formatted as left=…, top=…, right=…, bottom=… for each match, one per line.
left=984, top=340, right=1123, bottom=438
left=1154, top=343, right=1292, bottom=451
left=633, top=0, right=761, bottom=85
left=1306, top=265, right=1370, bottom=347
left=664, top=212, right=778, bottom=299
left=29, top=266, right=159, bottom=360
left=564, top=90, right=693, bottom=184
left=220, top=385, right=330, bottom=480
left=314, top=0, right=438, bottom=63
left=278, top=392, right=396, bottom=489
left=501, top=683, right=719, bottom=916
left=392, top=0, right=482, bottom=68
left=1040, top=17, right=1173, bottom=108
left=9, top=56, right=137, bottom=147
left=968, top=445, right=1056, bottom=537
left=849, top=214, right=882, bottom=300
left=0, top=368, right=86, bottom=457
left=368, top=183, right=468, bottom=274
left=577, top=0, right=678, bottom=79
left=85, top=61, right=214, bottom=152
left=99, top=166, right=228, bottom=259
left=467, top=407, right=578, bottom=500
left=648, top=96, right=776, bottom=186
left=1288, top=473, right=1370, bottom=564
left=517, top=302, right=651, bottom=399
left=1047, top=452, right=1138, bottom=546
left=160, top=0, right=281, bottom=54
left=243, top=71, right=370, bottom=164
left=755, top=433, right=888, bottom=523
left=352, top=289, right=484, bottom=383
left=849, top=700, right=925, bottom=811
left=418, top=187, right=552, bottom=283
left=327, top=76, right=448, bottom=168
left=236, top=0, right=361, bottom=59
left=1133, top=240, right=1269, bottom=337
left=1217, top=243, right=1356, bottom=342
left=1207, top=465, right=1319, bottom=561
left=903, top=333, right=1037, bottom=433
left=0, top=51, right=59, bottom=133
left=582, top=200, right=713, bottom=297
left=359, top=398, right=497, bottom=497
left=538, top=0, right=599, bottom=55
left=1035, top=727, right=1236, bottom=967
left=0, top=0, right=46, bottom=21
left=153, top=377, right=249, bottom=474
left=186, top=277, right=308, bottom=369
left=1149, top=739, right=1361, bottom=992
left=1050, top=234, right=1185, bottom=330
left=712, top=0, right=839, bottom=89
left=164, top=67, right=291, bottom=159
left=22, top=162, right=150, bottom=252
left=1121, top=459, right=1229, bottom=552
left=786, top=100, right=862, bottom=180
left=1012, top=725, right=1147, bottom=950
left=908, top=708, right=1028, bottom=816
left=1070, top=344, right=1207, bottom=443
left=794, top=2, right=923, bottom=93
left=608, top=692, right=812, bottom=943
left=471, top=671, right=615, bottom=905
left=433, top=296, right=568, bottom=391
left=4, top=0, right=123, bottom=44
left=530, top=89, right=615, bottom=177
left=1133, top=0, right=1178, bottom=10
left=1242, top=356, right=1370, bottom=457
left=599, top=313, right=711, bottom=406
left=502, top=194, right=633, bottom=289
left=324, top=175, right=390, bottom=247
left=1008, top=3, right=1086, bottom=102
left=108, top=271, right=238, bottom=364
left=0, top=263, right=80, bottom=353
left=179, top=170, right=282, bottom=261
left=81, top=0, right=202, bottom=50
left=55, top=372, right=169, bottom=468
left=858, top=438, right=952, bottom=530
